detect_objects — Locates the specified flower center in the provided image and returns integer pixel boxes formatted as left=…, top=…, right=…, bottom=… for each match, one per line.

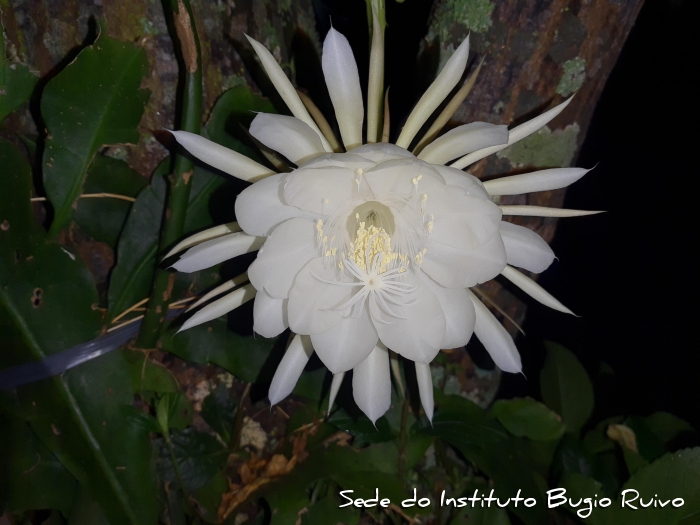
left=347, top=201, right=395, bottom=236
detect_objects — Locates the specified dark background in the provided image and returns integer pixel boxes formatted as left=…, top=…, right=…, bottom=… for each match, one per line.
left=514, top=0, right=699, bottom=428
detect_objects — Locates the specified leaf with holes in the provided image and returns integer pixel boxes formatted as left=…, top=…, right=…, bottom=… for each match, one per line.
left=42, top=29, right=149, bottom=235
left=0, top=139, right=158, bottom=525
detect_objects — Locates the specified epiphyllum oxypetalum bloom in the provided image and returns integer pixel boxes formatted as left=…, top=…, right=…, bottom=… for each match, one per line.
left=167, top=25, right=600, bottom=424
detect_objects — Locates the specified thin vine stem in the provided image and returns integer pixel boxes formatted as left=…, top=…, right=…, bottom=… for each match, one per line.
left=136, top=0, right=202, bottom=348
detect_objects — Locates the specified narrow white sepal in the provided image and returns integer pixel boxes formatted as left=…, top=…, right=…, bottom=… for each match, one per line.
left=327, top=372, right=345, bottom=414
left=245, top=34, right=332, bottom=152
left=186, top=273, right=249, bottom=312
left=178, top=284, right=256, bottom=333
left=322, top=28, right=364, bottom=150
left=366, top=3, right=384, bottom=144
left=467, top=290, right=522, bottom=373
left=269, top=335, right=314, bottom=405
left=352, top=343, right=391, bottom=424
left=501, top=265, right=575, bottom=315
left=165, top=222, right=240, bottom=259
left=451, top=95, right=574, bottom=169
left=170, top=130, right=274, bottom=182
left=483, top=167, right=590, bottom=196
left=249, top=113, right=325, bottom=165
left=396, top=37, right=470, bottom=148
left=171, top=232, right=265, bottom=273
left=415, top=362, right=434, bottom=423
left=499, top=205, right=604, bottom=217
left=418, top=122, right=509, bottom=165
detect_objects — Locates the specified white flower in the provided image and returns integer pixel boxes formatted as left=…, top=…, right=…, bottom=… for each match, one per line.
left=167, top=26, right=601, bottom=424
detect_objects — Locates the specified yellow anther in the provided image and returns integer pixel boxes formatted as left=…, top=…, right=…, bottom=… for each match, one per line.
left=422, top=194, right=428, bottom=202
left=324, top=198, right=330, bottom=204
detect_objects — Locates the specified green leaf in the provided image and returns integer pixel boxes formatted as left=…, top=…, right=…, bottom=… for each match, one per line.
left=420, top=393, right=509, bottom=450
left=155, top=428, right=228, bottom=493
left=201, top=383, right=236, bottom=442
left=0, top=39, right=38, bottom=122
left=492, top=398, right=566, bottom=441
left=300, top=493, right=362, bottom=525
left=626, top=416, right=668, bottom=463
left=106, top=164, right=227, bottom=322
left=125, top=350, right=179, bottom=394
left=42, top=30, right=149, bottom=234
left=625, top=448, right=699, bottom=524
left=68, top=486, right=111, bottom=525
left=0, top=139, right=158, bottom=525
left=160, top=318, right=277, bottom=383
left=451, top=506, right=512, bottom=525
left=106, top=84, right=276, bottom=322
left=328, top=408, right=396, bottom=444
left=193, top=471, right=228, bottom=524
left=292, top=367, right=328, bottom=403
left=106, top=173, right=165, bottom=322
left=644, top=412, right=695, bottom=445
left=540, top=341, right=594, bottom=434
left=74, top=155, right=147, bottom=246
left=0, top=417, right=78, bottom=515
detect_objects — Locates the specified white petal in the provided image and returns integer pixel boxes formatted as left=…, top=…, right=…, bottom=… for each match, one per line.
left=187, top=273, right=249, bottom=311
left=170, top=130, right=274, bottom=182
left=415, top=362, right=434, bottom=422
left=322, top=28, right=364, bottom=150
left=396, top=37, right=470, bottom=148
left=235, top=173, right=319, bottom=236
left=287, top=258, right=353, bottom=335
left=413, top=58, right=484, bottom=155
left=418, top=122, right=509, bottom=165
left=352, top=143, right=415, bottom=163
left=171, top=232, right=265, bottom=273
left=311, top=306, right=378, bottom=374
left=364, top=158, right=443, bottom=198
left=422, top=235, right=506, bottom=288
left=428, top=187, right=502, bottom=250
left=499, top=205, right=604, bottom=217
left=372, top=273, right=445, bottom=363
left=253, top=289, right=289, bottom=337
left=283, top=166, right=354, bottom=214
left=268, top=335, right=314, bottom=405
left=247, top=218, right=318, bottom=298
left=352, top=343, right=391, bottom=424
left=249, top=113, right=325, bottom=165
left=179, top=284, right=256, bottom=332
left=165, top=222, right=240, bottom=259
left=468, top=290, right=521, bottom=373
left=245, top=34, right=332, bottom=152
left=328, top=372, right=345, bottom=414
left=483, top=167, right=590, bottom=196
left=430, top=164, right=490, bottom=201
left=300, top=152, right=376, bottom=170
left=421, top=274, right=475, bottom=349
left=499, top=221, right=555, bottom=274
left=451, top=95, right=574, bottom=169
left=501, top=265, right=574, bottom=315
